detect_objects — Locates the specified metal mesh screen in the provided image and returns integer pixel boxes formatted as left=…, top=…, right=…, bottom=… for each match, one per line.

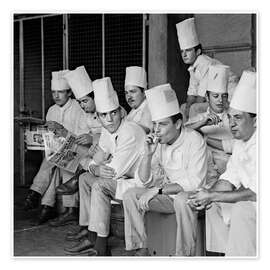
left=68, top=14, right=102, bottom=81
left=14, top=22, right=20, bottom=117
left=43, top=15, right=64, bottom=113
left=14, top=21, right=20, bottom=182
left=23, top=18, right=42, bottom=118
left=105, top=14, right=143, bottom=111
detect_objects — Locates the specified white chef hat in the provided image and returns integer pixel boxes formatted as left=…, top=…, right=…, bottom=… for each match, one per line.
left=145, top=83, right=180, bottom=121
left=93, top=77, right=120, bottom=113
left=176, top=17, right=200, bottom=50
left=207, top=64, right=230, bottom=94
left=51, top=70, right=70, bottom=91
left=124, top=66, right=147, bottom=90
left=63, top=66, right=93, bottom=99
left=230, top=70, right=256, bottom=114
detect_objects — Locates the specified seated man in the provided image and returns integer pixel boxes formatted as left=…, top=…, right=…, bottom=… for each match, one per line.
left=23, top=70, right=91, bottom=225
left=189, top=70, right=257, bottom=256
left=122, top=83, right=208, bottom=256
left=185, top=64, right=234, bottom=185
left=64, top=77, right=146, bottom=256
left=176, top=17, right=238, bottom=121
left=124, top=66, right=153, bottom=133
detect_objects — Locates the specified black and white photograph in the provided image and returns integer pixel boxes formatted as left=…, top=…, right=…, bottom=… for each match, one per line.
left=11, top=9, right=260, bottom=261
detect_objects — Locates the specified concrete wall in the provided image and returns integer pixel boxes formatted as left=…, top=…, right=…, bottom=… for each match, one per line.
left=148, top=14, right=168, bottom=88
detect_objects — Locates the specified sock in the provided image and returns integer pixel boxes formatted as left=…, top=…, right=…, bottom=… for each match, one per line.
left=88, top=231, right=97, bottom=243
left=93, top=236, right=107, bottom=255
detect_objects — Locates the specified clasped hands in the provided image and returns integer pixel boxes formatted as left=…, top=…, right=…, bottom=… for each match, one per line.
left=186, top=188, right=213, bottom=211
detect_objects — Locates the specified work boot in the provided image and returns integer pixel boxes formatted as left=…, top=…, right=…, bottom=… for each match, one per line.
left=34, top=205, right=57, bottom=225
left=134, top=248, right=150, bottom=256
left=49, top=208, right=78, bottom=227
left=66, top=228, right=89, bottom=241
left=64, top=238, right=94, bottom=255
left=23, top=190, right=41, bottom=211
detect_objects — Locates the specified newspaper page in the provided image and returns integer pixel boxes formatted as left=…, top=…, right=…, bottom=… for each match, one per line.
left=24, top=125, right=48, bottom=150
left=43, top=132, right=83, bottom=173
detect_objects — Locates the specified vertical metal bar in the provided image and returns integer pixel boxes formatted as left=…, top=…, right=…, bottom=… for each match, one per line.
left=41, top=17, right=45, bottom=120
left=142, top=14, right=146, bottom=69
left=64, top=14, right=69, bottom=69
left=102, top=14, right=105, bottom=77
left=63, top=14, right=69, bottom=69
left=251, top=14, right=257, bottom=69
left=19, top=20, right=25, bottom=185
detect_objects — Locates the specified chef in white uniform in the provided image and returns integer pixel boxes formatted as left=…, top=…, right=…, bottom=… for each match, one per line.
left=64, top=66, right=102, bottom=167
left=176, top=18, right=238, bottom=121
left=185, top=64, right=234, bottom=181
left=122, top=83, right=208, bottom=256
left=64, top=77, right=146, bottom=256
left=189, top=70, right=257, bottom=256
left=24, top=70, right=90, bottom=226
left=124, top=66, right=152, bottom=133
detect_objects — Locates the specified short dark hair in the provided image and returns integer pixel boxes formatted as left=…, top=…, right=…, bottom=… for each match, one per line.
left=87, top=91, right=95, bottom=99
left=170, top=112, right=183, bottom=124
left=194, top=44, right=203, bottom=55
left=248, top=112, right=257, bottom=118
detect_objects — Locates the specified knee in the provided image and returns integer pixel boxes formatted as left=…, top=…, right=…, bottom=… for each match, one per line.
left=173, top=192, right=189, bottom=210
left=122, top=188, right=138, bottom=205
left=92, top=179, right=106, bottom=193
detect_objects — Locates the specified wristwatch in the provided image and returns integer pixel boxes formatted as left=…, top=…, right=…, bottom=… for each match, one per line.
left=158, top=188, right=163, bottom=195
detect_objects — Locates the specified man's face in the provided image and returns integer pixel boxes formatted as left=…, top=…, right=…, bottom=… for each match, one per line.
left=78, top=95, right=95, bottom=113
left=207, top=91, right=228, bottom=114
left=228, top=107, right=256, bottom=141
left=125, top=85, right=145, bottom=109
left=52, top=90, right=70, bottom=107
left=181, top=47, right=198, bottom=65
left=153, top=117, right=181, bottom=145
left=97, top=107, right=122, bottom=134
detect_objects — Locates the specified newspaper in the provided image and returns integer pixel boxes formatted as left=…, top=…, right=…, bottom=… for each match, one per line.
left=43, top=132, right=83, bottom=173
left=24, top=125, right=48, bottom=150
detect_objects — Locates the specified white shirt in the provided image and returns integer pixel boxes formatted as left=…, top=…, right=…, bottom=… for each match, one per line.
left=137, top=127, right=208, bottom=195
left=96, top=120, right=146, bottom=179
left=187, top=54, right=238, bottom=99
left=220, top=131, right=257, bottom=194
left=185, top=107, right=234, bottom=153
left=86, top=112, right=102, bottom=145
left=46, top=98, right=89, bottom=136
left=90, top=119, right=146, bottom=200
left=126, top=99, right=153, bottom=131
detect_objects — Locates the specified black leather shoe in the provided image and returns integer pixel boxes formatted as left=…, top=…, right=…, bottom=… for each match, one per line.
left=24, top=190, right=41, bottom=211
left=34, top=205, right=57, bottom=225
left=49, top=211, right=78, bottom=227
left=66, top=228, right=89, bottom=241
left=64, top=238, right=94, bottom=255
left=56, top=169, right=86, bottom=195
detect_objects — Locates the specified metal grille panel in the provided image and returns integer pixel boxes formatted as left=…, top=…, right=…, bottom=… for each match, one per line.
left=43, top=15, right=64, bottom=113
left=68, top=14, right=102, bottom=81
left=14, top=22, right=20, bottom=117
left=105, top=14, right=143, bottom=110
left=23, top=18, right=42, bottom=118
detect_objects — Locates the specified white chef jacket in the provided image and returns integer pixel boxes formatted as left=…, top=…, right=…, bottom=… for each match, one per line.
left=126, top=99, right=153, bottom=131
left=86, top=112, right=102, bottom=145
left=136, top=127, right=208, bottom=197
left=46, top=98, right=89, bottom=136
left=185, top=107, right=234, bottom=175
left=220, top=131, right=257, bottom=194
left=187, top=54, right=238, bottom=99
left=89, top=119, right=146, bottom=199
left=208, top=130, right=256, bottom=227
